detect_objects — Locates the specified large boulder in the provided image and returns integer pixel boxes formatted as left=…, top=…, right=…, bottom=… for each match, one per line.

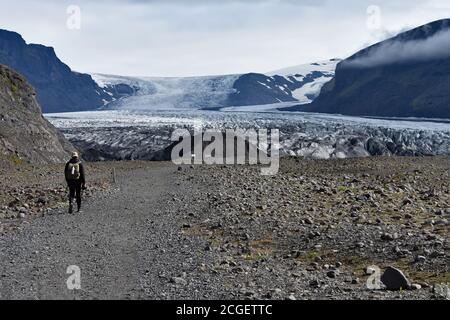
left=381, top=266, right=411, bottom=291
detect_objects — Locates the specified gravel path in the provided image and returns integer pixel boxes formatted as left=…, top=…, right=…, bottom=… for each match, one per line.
left=0, top=163, right=215, bottom=300
left=0, top=158, right=448, bottom=300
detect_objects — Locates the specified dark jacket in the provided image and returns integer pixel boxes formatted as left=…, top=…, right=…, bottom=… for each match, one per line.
left=65, top=159, right=86, bottom=185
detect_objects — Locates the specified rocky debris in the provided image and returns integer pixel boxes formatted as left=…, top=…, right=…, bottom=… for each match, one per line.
left=0, top=184, right=110, bottom=224
left=170, top=277, right=187, bottom=286
left=0, top=64, right=74, bottom=164
left=0, top=157, right=448, bottom=300
left=364, top=266, right=377, bottom=276
left=287, top=294, right=297, bottom=300
left=415, top=255, right=427, bottom=263
left=433, top=284, right=450, bottom=299
left=410, top=284, right=422, bottom=291
left=327, top=270, right=339, bottom=279
left=178, top=156, right=449, bottom=300
left=49, top=109, right=450, bottom=162
left=0, top=161, right=118, bottom=232
left=381, top=267, right=411, bottom=291
left=381, top=233, right=398, bottom=241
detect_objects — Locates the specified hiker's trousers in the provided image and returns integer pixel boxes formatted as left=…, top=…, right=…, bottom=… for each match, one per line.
left=67, top=180, right=82, bottom=209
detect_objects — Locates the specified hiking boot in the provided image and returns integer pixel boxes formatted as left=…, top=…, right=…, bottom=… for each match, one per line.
left=68, top=204, right=73, bottom=214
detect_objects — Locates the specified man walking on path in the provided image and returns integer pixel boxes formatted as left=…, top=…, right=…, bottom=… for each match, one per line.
left=65, top=152, right=86, bottom=213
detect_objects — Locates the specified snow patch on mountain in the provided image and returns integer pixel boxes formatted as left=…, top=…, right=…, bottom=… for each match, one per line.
left=292, top=76, right=334, bottom=104
left=91, top=74, right=240, bottom=110
left=268, top=59, right=340, bottom=77
left=268, top=59, right=341, bottom=104
left=92, top=74, right=155, bottom=94
left=89, top=59, right=340, bottom=111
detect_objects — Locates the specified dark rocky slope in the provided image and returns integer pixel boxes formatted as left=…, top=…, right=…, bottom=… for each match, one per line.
left=0, top=29, right=130, bottom=113
left=288, top=19, right=450, bottom=119
left=0, top=64, right=73, bottom=163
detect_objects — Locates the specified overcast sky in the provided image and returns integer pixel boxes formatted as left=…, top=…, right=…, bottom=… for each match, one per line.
left=1, top=0, right=450, bottom=77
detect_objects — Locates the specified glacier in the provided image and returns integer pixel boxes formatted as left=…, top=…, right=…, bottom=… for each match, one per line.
left=46, top=109, right=450, bottom=162
left=92, top=74, right=240, bottom=110
left=90, top=59, right=340, bottom=111
left=55, top=59, right=450, bottom=162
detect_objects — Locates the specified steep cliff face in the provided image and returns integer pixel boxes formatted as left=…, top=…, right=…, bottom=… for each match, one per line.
left=289, top=19, right=450, bottom=119
left=0, top=29, right=116, bottom=113
left=0, top=64, right=74, bottom=164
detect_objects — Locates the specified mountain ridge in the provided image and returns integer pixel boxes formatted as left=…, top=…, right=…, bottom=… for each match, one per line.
left=286, top=19, right=450, bottom=119
left=0, top=28, right=340, bottom=113
left=0, top=64, right=73, bottom=163
left=90, top=59, right=340, bottom=111
left=0, top=29, right=131, bottom=113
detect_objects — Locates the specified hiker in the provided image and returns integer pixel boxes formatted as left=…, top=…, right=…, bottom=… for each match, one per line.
left=65, top=152, right=86, bottom=213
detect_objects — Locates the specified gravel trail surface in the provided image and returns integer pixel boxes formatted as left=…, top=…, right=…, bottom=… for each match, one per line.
left=0, top=163, right=213, bottom=299
left=0, top=158, right=449, bottom=300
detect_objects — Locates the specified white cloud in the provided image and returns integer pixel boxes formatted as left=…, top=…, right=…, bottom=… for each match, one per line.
left=1, top=0, right=450, bottom=76
left=344, top=27, right=450, bottom=68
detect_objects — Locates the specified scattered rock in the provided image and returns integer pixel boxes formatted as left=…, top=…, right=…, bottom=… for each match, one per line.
left=365, top=266, right=377, bottom=275
left=170, top=277, right=187, bottom=286
left=410, top=284, right=422, bottom=291
left=381, top=233, right=398, bottom=241
left=36, top=197, right=48, bottom=205
left=232, top=267, right=245, bottom=274
left=380, top=266, right=411, bottom=291
left=402, top=198, right=413, bottom=206
left=327, top=270, right=339, bottom=278
left=415, top=255, right=427, bottom=263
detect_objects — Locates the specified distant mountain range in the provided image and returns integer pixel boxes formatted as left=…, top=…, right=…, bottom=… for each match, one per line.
left=0, top=29, right=132, bottom=113
left=0, top=28, right=339, bottom=113
left=287, top=19, right=450, bottom=119
left=227, top=59, right=339, bottom=107
left=2, top=19, right=450, bottom=119
left=90, top=59, right=340, bottom=111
